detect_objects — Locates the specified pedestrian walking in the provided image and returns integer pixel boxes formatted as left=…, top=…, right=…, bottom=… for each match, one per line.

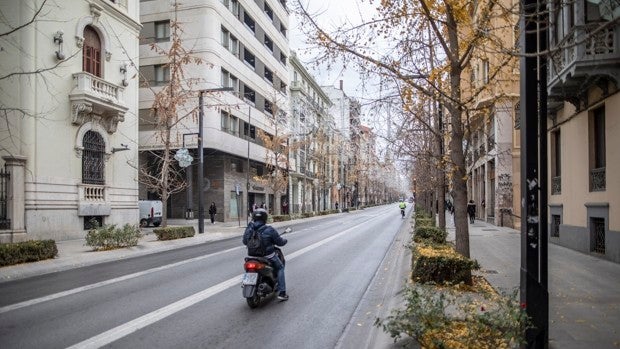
left=208, top=202, right=217, bottom=224
left=467, top=200, right=476, bottom=223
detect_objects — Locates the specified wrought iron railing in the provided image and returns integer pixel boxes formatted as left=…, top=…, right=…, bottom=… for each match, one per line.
left=551, top=215, right=560, bottom=237
left=0, top=168, right=10, bottom=230
left=590, top=167, right=606, bottom=191
left=551, top=176, right=561, bottom=195
left=591, top=217, right=605, bottom=254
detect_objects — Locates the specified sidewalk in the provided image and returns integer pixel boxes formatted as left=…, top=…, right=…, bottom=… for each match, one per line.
left=443, top=212, right=620, bottom=349
left=0, top=217, right=299, bottom=283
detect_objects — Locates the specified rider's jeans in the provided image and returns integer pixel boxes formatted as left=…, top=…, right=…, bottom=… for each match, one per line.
left=267, top=254, right=286, bottom=293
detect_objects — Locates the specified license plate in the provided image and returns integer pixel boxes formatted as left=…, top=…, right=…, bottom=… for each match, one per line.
left=242, top=272, right=258, bottom=285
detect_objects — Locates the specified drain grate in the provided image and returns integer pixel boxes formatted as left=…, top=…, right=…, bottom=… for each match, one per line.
left=480, top=269, right=499, bottom=274
left=482, top=228, right=499, bottom=231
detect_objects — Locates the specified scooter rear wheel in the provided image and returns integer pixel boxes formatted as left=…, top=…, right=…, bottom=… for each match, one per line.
left=246, top=294, right=261, bottom=308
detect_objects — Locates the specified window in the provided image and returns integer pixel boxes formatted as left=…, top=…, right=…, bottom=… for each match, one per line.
left=243, top=85, right=256, bottom=105
left=551, top=129, right=561, bottom=195
left=244, top=49, right=255, bottom=68
left=264, top=68, right=273, bottom=83
left=551, top=215, right=560, bottom=237
left=139, top=108, right=157, bottom=130
left=83, top=26, right=101, bottom=77
left=280, top=23, right=287, bottom=38
left=280, top=81, right=287, bottom=95
left=265, top=100, right=274, bottom=116
left=264, top=35, right=273, bottom=52
left=264, top=4, right=274, bottom=19
left=154, top=64, right=170, bottom=85
left=84, top=216, right=103, bottom=230
left=222, top=0, right=239, bottom=17
left=591, top=217, right=605, bottom=254
left=221, top=69, right=239, bottom=93
left=280, top=52, right=287, bottom=66
left=221, top=111, right=229, bottom=132
left=231, top=158, right=243, bottom=173
left=221, top=27, right=239, bottom=57
left=221, top=111, right=239, bottom=136
left=482, top=59, right=489, bottom=84
left=589, top=106, right=606, bottom=191
left=155, top=21, right=170, bottom=42
left=244, top=12, right=255, bottom=33
left=243, top=121, right=256, bottom=139
left=82, top=130, right=105, bottom=184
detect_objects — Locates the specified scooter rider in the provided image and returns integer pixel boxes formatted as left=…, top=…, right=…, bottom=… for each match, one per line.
left=242, top=208, right=289, bottom=301
left=399, top=200, right=407, bottom=216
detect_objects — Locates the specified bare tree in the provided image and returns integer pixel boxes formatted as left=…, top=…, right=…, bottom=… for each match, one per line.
left=137, top=15, right=209, bottom=227
left=292, top=0, right=522, bottom=261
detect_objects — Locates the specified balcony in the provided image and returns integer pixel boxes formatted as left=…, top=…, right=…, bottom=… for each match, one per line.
left=548, top=21, right=620, bottom=106
left=78, top=184, right=111, bottom=216
left=69, top=72, right=128, bottom=134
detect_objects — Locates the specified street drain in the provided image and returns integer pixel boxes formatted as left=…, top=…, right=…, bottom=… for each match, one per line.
left=480, top=269, right=499, bottom=274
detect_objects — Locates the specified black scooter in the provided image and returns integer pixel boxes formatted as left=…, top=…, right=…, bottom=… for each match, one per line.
left=241, top=227, right=291, bottom=308
left=401, top=208, right=405, bottom=218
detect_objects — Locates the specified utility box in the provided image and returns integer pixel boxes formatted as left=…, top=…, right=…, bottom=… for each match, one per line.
left=139, top=200, right=162, bottom=227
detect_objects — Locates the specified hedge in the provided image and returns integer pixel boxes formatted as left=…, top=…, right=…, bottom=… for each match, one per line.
left=0, top=240, right=58, bottom=266
left=86, top=223, right=142, bottom=250
left=271, top=215, right=292, bottom=222
left=412, top=243, right=479, bottom=285
left=153, top=226, right=195, bottom=241
left=415, top=217, right=435, bottom=227
left=414, top=226, right=447, bottom=244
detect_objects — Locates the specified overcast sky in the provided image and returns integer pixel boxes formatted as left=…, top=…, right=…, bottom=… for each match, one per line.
left=288, top=0, right=377, bottom=99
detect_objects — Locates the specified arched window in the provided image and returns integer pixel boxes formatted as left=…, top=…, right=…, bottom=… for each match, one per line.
left=82, top=130, right=105, bottom=184
left=83, top=26, right=101, bottom=77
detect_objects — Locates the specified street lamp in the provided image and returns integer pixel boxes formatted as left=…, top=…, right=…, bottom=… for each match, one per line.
left=197, top=87, right=233, bottom=234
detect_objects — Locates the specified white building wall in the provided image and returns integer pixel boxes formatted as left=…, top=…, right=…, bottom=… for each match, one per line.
left=0, top=0, right=141, bottom=241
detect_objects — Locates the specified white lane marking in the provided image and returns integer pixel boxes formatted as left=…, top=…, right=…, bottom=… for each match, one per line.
left=67, top=221, right=369, bottom=349
left=0, top=246, right=243, bottom=315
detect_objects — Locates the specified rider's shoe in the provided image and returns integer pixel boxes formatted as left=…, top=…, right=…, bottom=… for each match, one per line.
left=277, top=292, right=289, bottom=301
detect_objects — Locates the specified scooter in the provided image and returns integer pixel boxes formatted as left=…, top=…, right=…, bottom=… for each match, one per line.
left=401, top=208, right=405, bottom=218
left=241, top=227, right=291, bottom=308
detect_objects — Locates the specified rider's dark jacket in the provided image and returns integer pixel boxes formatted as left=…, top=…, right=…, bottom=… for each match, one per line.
left=242, top=221, right=287, bottom=257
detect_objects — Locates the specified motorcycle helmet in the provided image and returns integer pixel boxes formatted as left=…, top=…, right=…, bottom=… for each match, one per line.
left=252, top=208, right=268, bottom=222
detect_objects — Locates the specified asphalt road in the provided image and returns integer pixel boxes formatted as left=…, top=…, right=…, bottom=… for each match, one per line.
left=0, top=205, right=412, bottom=349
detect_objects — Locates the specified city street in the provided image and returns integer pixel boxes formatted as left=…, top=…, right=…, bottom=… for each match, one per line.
left=0, top=206, right=412, bottom=349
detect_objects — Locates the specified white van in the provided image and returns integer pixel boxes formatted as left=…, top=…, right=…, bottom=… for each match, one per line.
left=139, top=200, right=163, bottom=227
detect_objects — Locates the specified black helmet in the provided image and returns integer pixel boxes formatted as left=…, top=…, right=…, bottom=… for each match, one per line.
left=252, top=208, right=268, bottom=222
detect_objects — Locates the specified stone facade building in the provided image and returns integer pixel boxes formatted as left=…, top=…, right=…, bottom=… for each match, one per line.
left=0, top=0, right=141, bottom=242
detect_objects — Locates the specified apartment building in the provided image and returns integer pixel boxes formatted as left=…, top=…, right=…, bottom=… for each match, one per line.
left=323, top=84, right=358, bottom=209
left=289, top=52, right=336, bottom=213
left=139, top=0, right=290, bottom=222
left=0, top=0, right=141, bottom=242
left=547, top=0, right=620, bottom=262
left=465, top=0, right=521, bottom=228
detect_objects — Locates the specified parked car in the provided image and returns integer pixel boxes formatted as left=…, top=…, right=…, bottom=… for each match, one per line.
left=139, top=200, right=162, bottom=227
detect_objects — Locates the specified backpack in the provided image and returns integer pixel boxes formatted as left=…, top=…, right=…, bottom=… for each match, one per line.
left=247, top=225, right=268, bottom=257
